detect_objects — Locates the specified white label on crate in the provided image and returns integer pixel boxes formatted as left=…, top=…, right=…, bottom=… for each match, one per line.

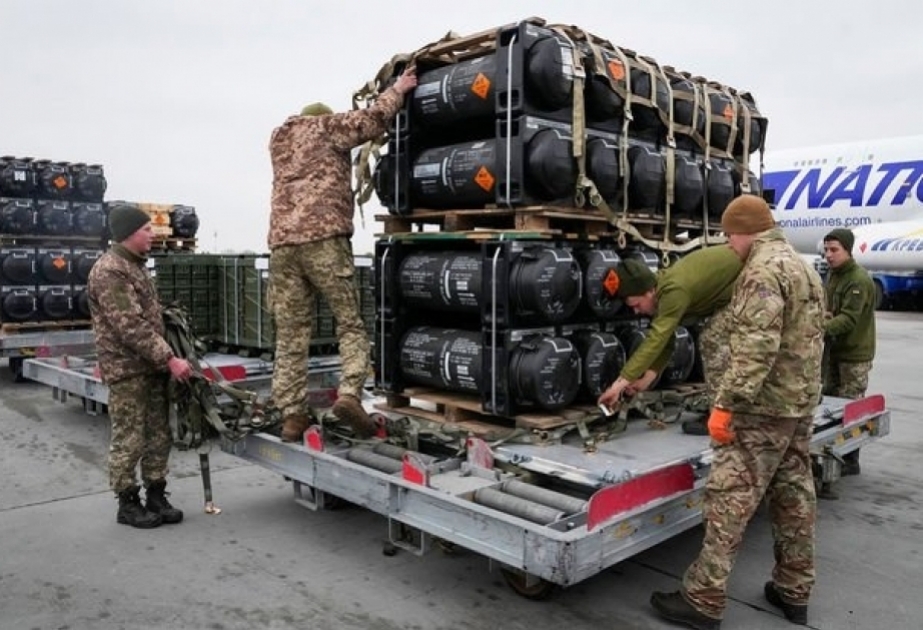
left=415, top=81, right=441, bottom=98
left=14, top=171, right=26, bottom=181
left=413, top=163, right=442, bottom=178
left=254, top=258, right=269, bottom=270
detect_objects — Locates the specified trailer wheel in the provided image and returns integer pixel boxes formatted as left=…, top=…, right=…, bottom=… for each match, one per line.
left=7, top=357, right=25, bottom=383
left=500, top=568, right=557, bottom=600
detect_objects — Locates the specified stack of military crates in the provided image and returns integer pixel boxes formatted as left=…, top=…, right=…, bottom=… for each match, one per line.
left=105, top=200, right=200, bottom=252
left=0, top=155, right=108, bottom=329
left=365, top=17, right=765, bottom=425
left=150, top=253, right=376, bottom=357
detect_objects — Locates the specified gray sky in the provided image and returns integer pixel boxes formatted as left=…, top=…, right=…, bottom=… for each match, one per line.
left=2, top=1, right=920, bottom=254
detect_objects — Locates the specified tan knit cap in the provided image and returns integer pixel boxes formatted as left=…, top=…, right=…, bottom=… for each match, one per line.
left=721, top=194, right=775, bottom=235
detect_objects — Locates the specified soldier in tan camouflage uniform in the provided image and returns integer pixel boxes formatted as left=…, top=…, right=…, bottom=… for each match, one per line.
left=268, top=66, right=417, bottom=442
left=88, top=204, right=193, bottom=529
left=651, top=195, right=825, bottom=629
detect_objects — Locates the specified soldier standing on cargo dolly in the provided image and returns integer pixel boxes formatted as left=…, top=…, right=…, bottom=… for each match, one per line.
left=267, top=66, right=417, bottom=442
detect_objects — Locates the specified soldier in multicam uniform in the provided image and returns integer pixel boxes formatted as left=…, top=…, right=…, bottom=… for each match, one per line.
left=88, top=204, right=193, bottom=529
left=821, top=228, right=876, bottom=477
left=598, top=246, right=743, bottom=433
left=268, top=66, right=417, bottom=442
left=651, top=195, right=825, bottom=630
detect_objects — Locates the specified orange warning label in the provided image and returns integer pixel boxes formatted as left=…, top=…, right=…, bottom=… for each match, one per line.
left=474, top=166, right=495, bottom=192
left=722, top=103, right=735, bottom=121
left=52, top=257, right=67, bottom=270
left=471, top=73, right=491, bottom=99
left=52, top=175, right=68, bottom=189
left=150, top=212, right=170, bottom=225
left=603, top=269, right=620, bottom=296
left=607, top=60, right=626, bottom=81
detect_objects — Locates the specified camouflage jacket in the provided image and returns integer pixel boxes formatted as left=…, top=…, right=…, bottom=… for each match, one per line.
left=714, top=229, right=825, bottom=418
left=825, top=258, right=876, bottom=362
left=621, top=245, right=743, bottom=381
left=268, top=86, right=404, bottom=249
left=87, top=245, right=173, bottom=384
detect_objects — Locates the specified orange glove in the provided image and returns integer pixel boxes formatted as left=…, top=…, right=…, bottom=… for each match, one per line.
left=707, top=408, right=734, bottom=444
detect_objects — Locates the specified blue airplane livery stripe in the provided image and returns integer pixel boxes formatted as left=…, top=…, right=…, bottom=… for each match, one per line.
left=764, top=160, right=923, bottom=210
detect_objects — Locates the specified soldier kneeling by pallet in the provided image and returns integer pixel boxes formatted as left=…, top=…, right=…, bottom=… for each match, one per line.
left=597, top=239, right=747, bottom=428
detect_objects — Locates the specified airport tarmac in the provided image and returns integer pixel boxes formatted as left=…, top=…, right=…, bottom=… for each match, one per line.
left=1, top=311, right=920, bottom=630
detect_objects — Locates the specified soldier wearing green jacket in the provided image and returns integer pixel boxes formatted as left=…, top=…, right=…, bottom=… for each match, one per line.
left=597, top=245, right=743, bottom=428
left=822, top=227, right=876, bottom=476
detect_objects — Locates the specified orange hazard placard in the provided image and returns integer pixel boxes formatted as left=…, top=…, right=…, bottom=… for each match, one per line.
left=474, top=166, right=495, bottom=192
left=471, top=73, right=491, bottom=99
left=722, top=103, right=735, bottom=121
left=52, top=175, right=68, bottom=189
left=150, top=212, right=170, bottom=225
left=607, top=60, right=626, bottom=81
left=52, top=257, right=67, bottom=270
left=603, top=268, right=620, bottom=296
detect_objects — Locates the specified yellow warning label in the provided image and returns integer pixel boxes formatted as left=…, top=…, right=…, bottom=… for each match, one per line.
left=607, top=60, right=626, bottom=81
left=474, top=166, right=495, bottom=192
left=603, top=268, right=620, bottom=296
left=471, top=73, right=491, bottom=99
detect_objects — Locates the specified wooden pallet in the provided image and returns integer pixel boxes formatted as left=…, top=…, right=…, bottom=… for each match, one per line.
left=1, top=319, right=92, bottom=334
left=377, top=206, right=720, bottom=242
left=149, top=237, right=197, bottom=251
left=375, top=386, right=601, bottom=438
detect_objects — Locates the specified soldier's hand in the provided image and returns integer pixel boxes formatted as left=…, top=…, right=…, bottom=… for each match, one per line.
left=394, top=66, right=418, bottom=95
left=707, top=408, right=734, bottom=444
left=598, top=377, right=629, bottom=408
left=168, top=356, right=193, bottom=382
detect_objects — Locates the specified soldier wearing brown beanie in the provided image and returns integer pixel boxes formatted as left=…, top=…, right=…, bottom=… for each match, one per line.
left=652, top=193, right=826, bottom=628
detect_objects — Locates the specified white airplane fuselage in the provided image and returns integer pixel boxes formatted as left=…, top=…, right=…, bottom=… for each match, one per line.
left=763, top=135, right=923, bottom=267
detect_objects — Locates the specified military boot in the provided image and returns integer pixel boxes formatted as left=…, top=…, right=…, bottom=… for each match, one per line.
left=280, top=413, right=312, bottom=443
left=650, top=591, right=722, bottom=630
left=116, top=485, right=162, bottom=529
left=332, top=395, right=376, bottom=439
left=764, top=582, right=808, bottom=625
left=145, top=479, right=184, bottom=524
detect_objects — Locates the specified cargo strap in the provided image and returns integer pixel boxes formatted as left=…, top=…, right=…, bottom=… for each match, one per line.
left=162, top=306, right=264, bottom=450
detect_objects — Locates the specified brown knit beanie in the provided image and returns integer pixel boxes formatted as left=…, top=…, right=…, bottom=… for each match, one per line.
left=720, top=194, right=776, bottom=235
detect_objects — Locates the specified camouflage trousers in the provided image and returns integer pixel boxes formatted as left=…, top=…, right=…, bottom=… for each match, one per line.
left=682, top=413, right=817, bottom=619
left=823, top=359, right=872, bottom=399
left=269, top=237, right=370, bottom=417
left=108, top=374, right=172, bottom=494
left=697, top=304, right=733, bottom=403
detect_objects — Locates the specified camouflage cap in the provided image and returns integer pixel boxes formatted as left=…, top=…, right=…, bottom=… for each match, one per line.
left=300, top=102, right=333, bottom=117
left=616, top=259, right=657, bottom=298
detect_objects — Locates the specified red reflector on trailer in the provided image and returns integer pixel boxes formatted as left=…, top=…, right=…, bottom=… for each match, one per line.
left=201, top=365, right=247, bottom=382
left=587, top=462, right=695, bottom=531
left=842, top=394, right=885, bottom=427
left=304, top=425, right=324, bottom=451
left=402, top=453, right=429, bottom=486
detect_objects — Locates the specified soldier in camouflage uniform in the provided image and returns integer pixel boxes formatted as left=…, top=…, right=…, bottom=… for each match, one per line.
left=88, top=204, right=193, bottom=529
left=651, top=195, right=825, bottom=629
left=268, top=66, right=417, bottom=442
left=822, top=228, right=876, bottom=477
left=598, top=246, right=742, bottom=433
